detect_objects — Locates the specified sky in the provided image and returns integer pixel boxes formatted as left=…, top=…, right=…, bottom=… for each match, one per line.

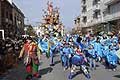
left=13, top=0, right=80, bottom=30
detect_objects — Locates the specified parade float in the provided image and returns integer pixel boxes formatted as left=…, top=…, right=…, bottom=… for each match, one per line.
left=37, top=2, right=65, bottom=58
left=38, top=1, right=64, bottom=37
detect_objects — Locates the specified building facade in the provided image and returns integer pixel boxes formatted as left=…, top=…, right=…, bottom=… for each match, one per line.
left=0, top=0, right=13, bottom=38
left=104, top=0, right=120, bottom=32
left=73, top=16, right=82, bottom=34
left=80, top=0, right=105, bottom=27
left=12, top=3, right=25, bottom=36
left=0, top=0, right=1, bottom=27
left=79, top=0, right=120, bottom=33
left=0, top=0, right=24, bottom=38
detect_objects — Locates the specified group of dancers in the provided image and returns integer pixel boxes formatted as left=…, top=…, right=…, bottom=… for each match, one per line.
left=19, top=32, right=120, bottom=80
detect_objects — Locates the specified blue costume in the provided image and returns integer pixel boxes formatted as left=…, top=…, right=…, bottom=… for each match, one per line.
left=71, top=55, right=85, bottom=66
left=94, top=42, right=103, bottom=58
left=88, top=48, right=96, bottom=70
left=106, top=49, right=118, bottom=69
left=50, top=43, right=56, bottom=65
left=102, top=44, right=109, bottom=57
left=49, top=37, right=58, bottom=65
left=62, top=46, right=70, bottom=68
left=38, top=38, right=48, bottom=54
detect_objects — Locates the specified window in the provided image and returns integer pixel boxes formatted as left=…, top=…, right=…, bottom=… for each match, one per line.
left=93, top=10, right=100, bottom=19
left=10, top=14, right=13, bottom=21
left=82, top=0, right=86, bottom=4
left=1, top=9, right=4, bottom=18
left=82, top=16, right=87, bottom=23
left=82, top=6, right=87, bottom=13
left=93, top=0, right=100, bottom=5
left=6, top=12, right=8, bottom=18
left=108, top=5, right=110, bottom=14
left=77, top=18, right=80, bottom=23
left=74, top=19, right=77, bottom=24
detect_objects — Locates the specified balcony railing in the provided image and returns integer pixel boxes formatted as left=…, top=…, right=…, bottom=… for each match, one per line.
left=104, top=11, right=120, bottom=21
left=105, top=0, right=120, bottom=5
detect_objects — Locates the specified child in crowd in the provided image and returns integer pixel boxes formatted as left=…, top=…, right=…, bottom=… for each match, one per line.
left=88, top=45, right=97, bottom=70
left=75, top=46, right=84, bottom=56
left=106, top=45, right=118, bottom=71
left=62, top=43, right=70, bottom=70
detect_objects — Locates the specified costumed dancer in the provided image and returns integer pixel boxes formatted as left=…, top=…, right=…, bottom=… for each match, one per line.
left=60, top=40, right=64, bottom=66
left=82, top=39, right=89, bottom=58
left=102, top=41, right=110, bottom=68
left=68, top=43, right=74, bottom=69
left=38, top=35, right=49, bottom=58
left=94, top=37, right=103, bottom=62
left=62, top=42, right=70, bottom=70
left=49, top=37, right=57, bottom=66
left=106, top=45, right=118, bottom=71
left=19, top=38, right=40, bottom=80
left=68, top=45, right=90, bottom=79
left=88, top=44, right=97, bottom=70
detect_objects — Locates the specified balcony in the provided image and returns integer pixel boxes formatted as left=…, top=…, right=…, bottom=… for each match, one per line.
left=105, top=0, right=120, bottom=5
left=104, top=11, right=120, bottom=22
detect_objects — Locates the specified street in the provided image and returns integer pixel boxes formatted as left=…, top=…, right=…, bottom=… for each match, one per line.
left=1, top=54, right=120, bottom=80
left=1, top=0, right=120, bottom=80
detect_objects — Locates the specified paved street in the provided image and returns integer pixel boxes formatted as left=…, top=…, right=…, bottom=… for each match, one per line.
left=1, top=0, right=120, bottom=80
left=1, top=54, right=120, bottom=80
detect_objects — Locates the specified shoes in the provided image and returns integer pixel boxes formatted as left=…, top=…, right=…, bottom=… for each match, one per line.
left=64, top=67, right=68, bottom=71
left=112, top=69, right=116, bottom=71
left=50, top=64, right=54, bottom=66
left=26, top=75, right=32, bottom=80
left=94, top=67, right=96, bottom=70
left=33, top=73, right=41, bottom=78
left=108, top=69, right=112, bottom=71
left=64, top=68, right=66, bottom=71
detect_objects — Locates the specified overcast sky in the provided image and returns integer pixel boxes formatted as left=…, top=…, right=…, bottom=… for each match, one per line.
left=13, top=0, right=80, bottom=29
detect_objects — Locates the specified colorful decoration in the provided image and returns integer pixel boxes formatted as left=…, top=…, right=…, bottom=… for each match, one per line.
left=39, top=1, right=64, bottom=37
